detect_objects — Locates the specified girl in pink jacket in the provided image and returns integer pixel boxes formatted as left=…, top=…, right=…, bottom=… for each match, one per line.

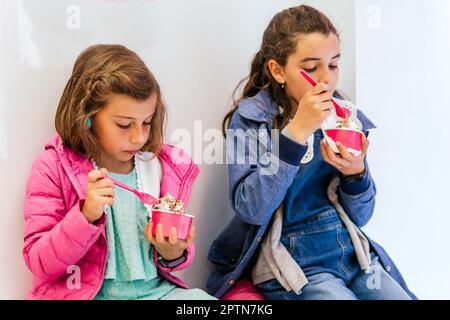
left=22, top=44, right=215, bottom=300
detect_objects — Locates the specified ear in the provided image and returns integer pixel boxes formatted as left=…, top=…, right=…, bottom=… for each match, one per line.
left=267, top=59, right=285, bottom=85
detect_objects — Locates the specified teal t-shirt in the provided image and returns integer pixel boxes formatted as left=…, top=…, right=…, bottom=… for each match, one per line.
left=93, top=162, right=216, bottom=300
left=94, top=167, right=176, bottom=299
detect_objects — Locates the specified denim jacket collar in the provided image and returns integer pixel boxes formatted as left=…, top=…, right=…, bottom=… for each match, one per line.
left=237, top=90, right=281, bottom=124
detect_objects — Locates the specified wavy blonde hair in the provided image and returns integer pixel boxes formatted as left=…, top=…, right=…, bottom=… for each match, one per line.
left=55, top=44, right=166, bottom=159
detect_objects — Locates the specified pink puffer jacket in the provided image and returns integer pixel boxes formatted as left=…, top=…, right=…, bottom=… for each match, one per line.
left=23, top=136, right=199, bottom=299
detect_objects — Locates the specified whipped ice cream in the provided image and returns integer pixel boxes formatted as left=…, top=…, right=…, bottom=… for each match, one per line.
left=335, top=117, right=360, bottom=130
left=322, top=99, right=362, bottom=131
left=321, top=99, right=364, bottom=156
left=153, top=193, right=185, bottom=214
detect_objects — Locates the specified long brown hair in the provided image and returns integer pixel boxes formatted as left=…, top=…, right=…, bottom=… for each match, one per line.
left=55, top=44, right=166, bottom=160
left=222, top=5, right=340, bottom=135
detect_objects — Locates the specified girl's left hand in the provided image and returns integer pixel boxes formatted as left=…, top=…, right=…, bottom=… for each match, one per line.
left=144, top=221, right=195, bottom=261
left=320, top=134, right=369, bottom=176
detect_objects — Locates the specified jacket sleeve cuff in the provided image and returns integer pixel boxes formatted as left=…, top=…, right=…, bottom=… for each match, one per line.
left=276, top=128, right=308, bottom=166
left=62, top=201, right=102, bottom=247
left=154, top=244, right=195, bottom=272
left=157, top=249, right=188, bottom=269
left=339, top=169, right=371, bottom=195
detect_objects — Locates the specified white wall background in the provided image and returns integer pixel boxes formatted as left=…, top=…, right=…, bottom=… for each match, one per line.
left=356, top=0, right=450, bottom=299
left=1, top=0, right=361, bottom=299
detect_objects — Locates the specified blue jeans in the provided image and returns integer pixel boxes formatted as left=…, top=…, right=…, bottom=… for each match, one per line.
left=256, top=210, right=411, bottom=300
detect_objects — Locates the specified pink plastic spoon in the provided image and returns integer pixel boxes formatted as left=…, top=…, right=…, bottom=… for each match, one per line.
left=77, top=159, right=158, bottom=205
left=106, top=175, right=158, bottom=206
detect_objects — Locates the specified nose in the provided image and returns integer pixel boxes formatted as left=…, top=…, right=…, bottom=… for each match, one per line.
left=130, top=126, right=147, bottom=146
left=318, top=69, right=331, bottom=85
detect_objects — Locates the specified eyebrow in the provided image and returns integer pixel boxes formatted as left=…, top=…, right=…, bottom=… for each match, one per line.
left=300, top=53, right=341, bottom=63
left=112, top=113, right=155, bottom=120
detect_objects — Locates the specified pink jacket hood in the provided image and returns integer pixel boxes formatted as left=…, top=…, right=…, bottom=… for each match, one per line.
left=23, top=136, right=199, bottom=299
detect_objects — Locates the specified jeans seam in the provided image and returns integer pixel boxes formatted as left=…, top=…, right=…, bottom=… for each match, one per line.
left=336, top=227, right=352, bottom=280
left=289, top=235, right=296, bottom=255
left=286, top=221, right=342, bottom=237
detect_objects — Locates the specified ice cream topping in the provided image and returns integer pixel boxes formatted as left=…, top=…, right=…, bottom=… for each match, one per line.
left=335, top=117, right=360, bottom=130
left=152, top=193, right=185, bottom=214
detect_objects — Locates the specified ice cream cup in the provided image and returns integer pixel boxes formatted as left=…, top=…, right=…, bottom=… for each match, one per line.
left=323, top=128, right=363, bottom=156
left=151, top=209, right=194, bottom=240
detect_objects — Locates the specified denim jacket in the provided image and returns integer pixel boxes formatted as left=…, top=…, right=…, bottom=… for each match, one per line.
left=207, top=90, right=417, bottom=299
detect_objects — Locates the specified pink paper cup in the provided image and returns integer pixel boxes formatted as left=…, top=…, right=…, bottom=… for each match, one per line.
left=323, top=128, right=363, bottom=155
left=151, top=210, right=194, bottom=240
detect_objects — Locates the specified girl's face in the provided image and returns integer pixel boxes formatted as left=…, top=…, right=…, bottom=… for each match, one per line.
left=271, top=32, right=341, bottom=107
left=92, top=94, right=157, bottom=173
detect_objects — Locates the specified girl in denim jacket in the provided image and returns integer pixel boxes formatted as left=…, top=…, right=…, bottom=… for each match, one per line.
left=207, top=5, right=415, bottom=300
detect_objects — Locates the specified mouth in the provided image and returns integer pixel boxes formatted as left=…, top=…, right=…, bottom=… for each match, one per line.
left=125, top=150, right=140, bottom=156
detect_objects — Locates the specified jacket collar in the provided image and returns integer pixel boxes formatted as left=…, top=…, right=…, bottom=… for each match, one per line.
left=237, top=90, right=281, bottom=123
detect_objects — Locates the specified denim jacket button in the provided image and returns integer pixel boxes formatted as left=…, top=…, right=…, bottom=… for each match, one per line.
left=228, top=280, right=235, bottom=286
left=386, top=265, right=391, bottom=272
left=256, top=237, right=262, bottom=242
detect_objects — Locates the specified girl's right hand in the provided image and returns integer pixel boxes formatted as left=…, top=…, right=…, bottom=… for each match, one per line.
left=81, top=168, right=115, bottom=223
left=287, top=82, right=333, bottom=144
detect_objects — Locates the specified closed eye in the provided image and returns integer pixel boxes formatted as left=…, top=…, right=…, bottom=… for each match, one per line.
left=303, top=67, right=317, bottom=73
left=117, top=122, right=151, bottom=129
left=117, top=123, right=131, bottom=129
left=303, top=65, right=338, bottom=73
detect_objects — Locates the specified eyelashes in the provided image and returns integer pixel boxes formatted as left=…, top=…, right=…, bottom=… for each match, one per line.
left=303, top=65, right=338, bottom=73
left=117, top=122, right=152, bottom=129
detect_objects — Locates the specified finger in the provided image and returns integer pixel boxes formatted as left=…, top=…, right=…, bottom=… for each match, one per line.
left=155, top=223, right=165, bottom=243
left=320, top=139, right=332, bottom=164
left=96, top=195, right=114, bottom=206
left=311, top=82, right=330, bottom=95
left=93, top=187, right=115, bottom=197
left=88, top=170, right=105, bottom=183
left=361, top=133, right=370, bottom=157
left=144, top=221, right=149, bottom=237
left=145, top=221, right=155, bottom=244
left=324, top=141, right=351, bottom=169
left=320, top=101, right=333, bottom=112
left=93, top=178, right=115, bottom=189
left=185, top=225, right=196, bottom=247
left=168, top=227, right=178, bottom=245
left=100, top=168, right=108, bottom=177
left=316, top=90, right=333, bottom=103
left=335, top=141, right=355, bottom=161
